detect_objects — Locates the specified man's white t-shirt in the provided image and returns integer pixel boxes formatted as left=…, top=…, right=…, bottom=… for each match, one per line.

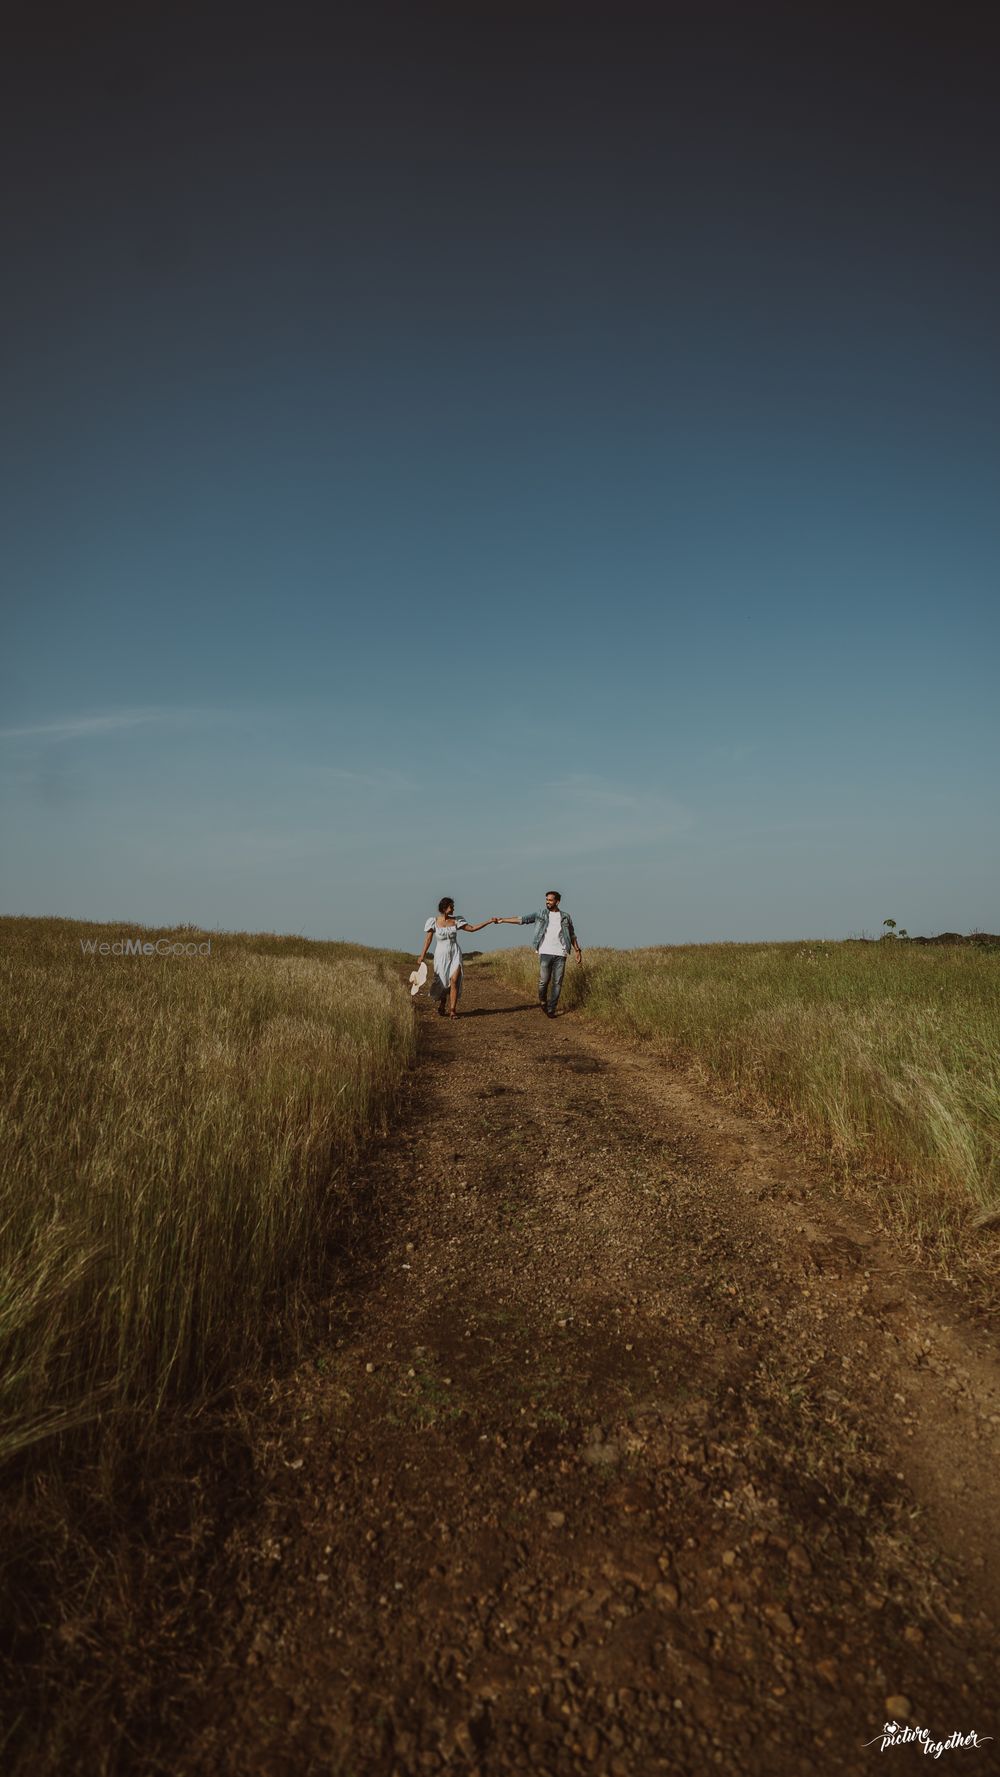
left=540, top=909, right=568, bottom=956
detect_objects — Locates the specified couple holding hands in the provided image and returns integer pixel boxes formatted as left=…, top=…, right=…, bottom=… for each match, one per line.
left=414, top=889, right=583, bottom=1020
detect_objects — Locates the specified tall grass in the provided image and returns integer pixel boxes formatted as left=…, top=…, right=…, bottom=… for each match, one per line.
left=481, top=941, right=1000, bottom=1262
left=0, top=917, right=415, bottom=1465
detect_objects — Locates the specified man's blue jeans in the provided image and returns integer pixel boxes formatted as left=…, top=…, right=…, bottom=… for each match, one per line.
left=538, top=952, right=566, bottom=1011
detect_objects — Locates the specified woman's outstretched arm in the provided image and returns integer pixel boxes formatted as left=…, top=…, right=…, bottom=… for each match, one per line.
left=459, top=918, right=498, bottom=932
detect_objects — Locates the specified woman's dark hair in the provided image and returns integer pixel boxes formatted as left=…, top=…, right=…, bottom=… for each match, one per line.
left=438, top=896, right=455, bottom=914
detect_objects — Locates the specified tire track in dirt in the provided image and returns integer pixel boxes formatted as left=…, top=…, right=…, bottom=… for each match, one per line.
left=173, top=970, right=998, bottom=1777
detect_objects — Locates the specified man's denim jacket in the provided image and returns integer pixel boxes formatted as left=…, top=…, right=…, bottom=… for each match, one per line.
left=520, top=910, right=579, bottom=953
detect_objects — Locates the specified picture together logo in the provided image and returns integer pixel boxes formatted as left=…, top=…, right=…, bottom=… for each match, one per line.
left=79, top=936, right=211, bottom=956
left=864, top=1721, right=992, bottom=1758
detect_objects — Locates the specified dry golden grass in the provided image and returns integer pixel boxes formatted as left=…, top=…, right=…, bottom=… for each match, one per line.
left=2, top=917, right=417, bottom=1772
left=480, top=940, right=1000, bottom=1273
left=0, top=916, right=415, bottom=1465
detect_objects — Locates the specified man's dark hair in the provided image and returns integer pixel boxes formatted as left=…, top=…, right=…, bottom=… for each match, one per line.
left=438, top=896, right=455, bottom=913
left=546, top=889, right=561, bottom=901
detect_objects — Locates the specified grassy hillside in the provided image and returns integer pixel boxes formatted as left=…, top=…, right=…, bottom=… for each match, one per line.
left=1, top=916, right=418, bottom=1770
left=0, top=916, right=415, bottom=1463
left=480, top=940, right=1000, bottom=1276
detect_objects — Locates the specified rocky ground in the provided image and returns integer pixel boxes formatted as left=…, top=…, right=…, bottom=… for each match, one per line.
left=167, top=965, right=998, bottom=1776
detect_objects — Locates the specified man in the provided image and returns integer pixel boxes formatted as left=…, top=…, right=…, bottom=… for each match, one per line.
left=495, top=890, right=583, bottom=1017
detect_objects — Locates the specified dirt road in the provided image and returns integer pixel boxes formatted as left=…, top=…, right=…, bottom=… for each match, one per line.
left=175, top=967, right=999, bottom=1776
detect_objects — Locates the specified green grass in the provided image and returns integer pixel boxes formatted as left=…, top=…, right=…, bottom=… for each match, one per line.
left=479, top=940, right=1000, bottom=1270
left=0, top=916, right=415, bottom=1464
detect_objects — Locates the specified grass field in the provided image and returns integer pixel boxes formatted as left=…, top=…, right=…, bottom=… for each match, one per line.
left=2, top=917, right=417, bottom=1769
left=0, top=917, right=415, bottom=1467
left=3, top=918, right=997, bottom=1766
left=480, top=940, right=1000, bottom=1271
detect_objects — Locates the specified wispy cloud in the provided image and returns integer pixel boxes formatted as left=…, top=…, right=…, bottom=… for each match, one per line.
left=0, top=707, right=232, bottom=743
left=306, top=764, right=418, bottom=796
left=703, top=741, right=762, bottom=767
left=546, top=773, right=688, bottom=818
left=165, top=826, right=340, bottom=870
left=464, top=773, right=693, bottom=868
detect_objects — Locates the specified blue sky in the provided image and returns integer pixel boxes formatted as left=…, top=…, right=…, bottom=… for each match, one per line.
left=2, top=6, right=997, bottom=947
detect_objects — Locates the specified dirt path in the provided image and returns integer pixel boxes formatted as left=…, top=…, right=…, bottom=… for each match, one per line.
left=174, top=968, right=999, bottom=1776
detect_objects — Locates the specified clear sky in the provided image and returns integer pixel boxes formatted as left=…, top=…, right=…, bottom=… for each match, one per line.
left=2, top=3, right=997, bottom=948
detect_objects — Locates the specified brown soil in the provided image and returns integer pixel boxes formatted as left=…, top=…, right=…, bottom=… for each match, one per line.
left=168, top=967, right=999, bottom=1776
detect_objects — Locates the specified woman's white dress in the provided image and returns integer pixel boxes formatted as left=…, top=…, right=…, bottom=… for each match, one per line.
left=424, top=916, right=469, bottom=1003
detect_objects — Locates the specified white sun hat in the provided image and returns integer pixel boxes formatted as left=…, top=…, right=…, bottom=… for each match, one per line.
left=408, top=962, right=428, bottom=996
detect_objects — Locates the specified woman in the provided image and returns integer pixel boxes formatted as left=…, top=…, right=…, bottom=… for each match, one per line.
left=416, top=898, right=496, bottom=1018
